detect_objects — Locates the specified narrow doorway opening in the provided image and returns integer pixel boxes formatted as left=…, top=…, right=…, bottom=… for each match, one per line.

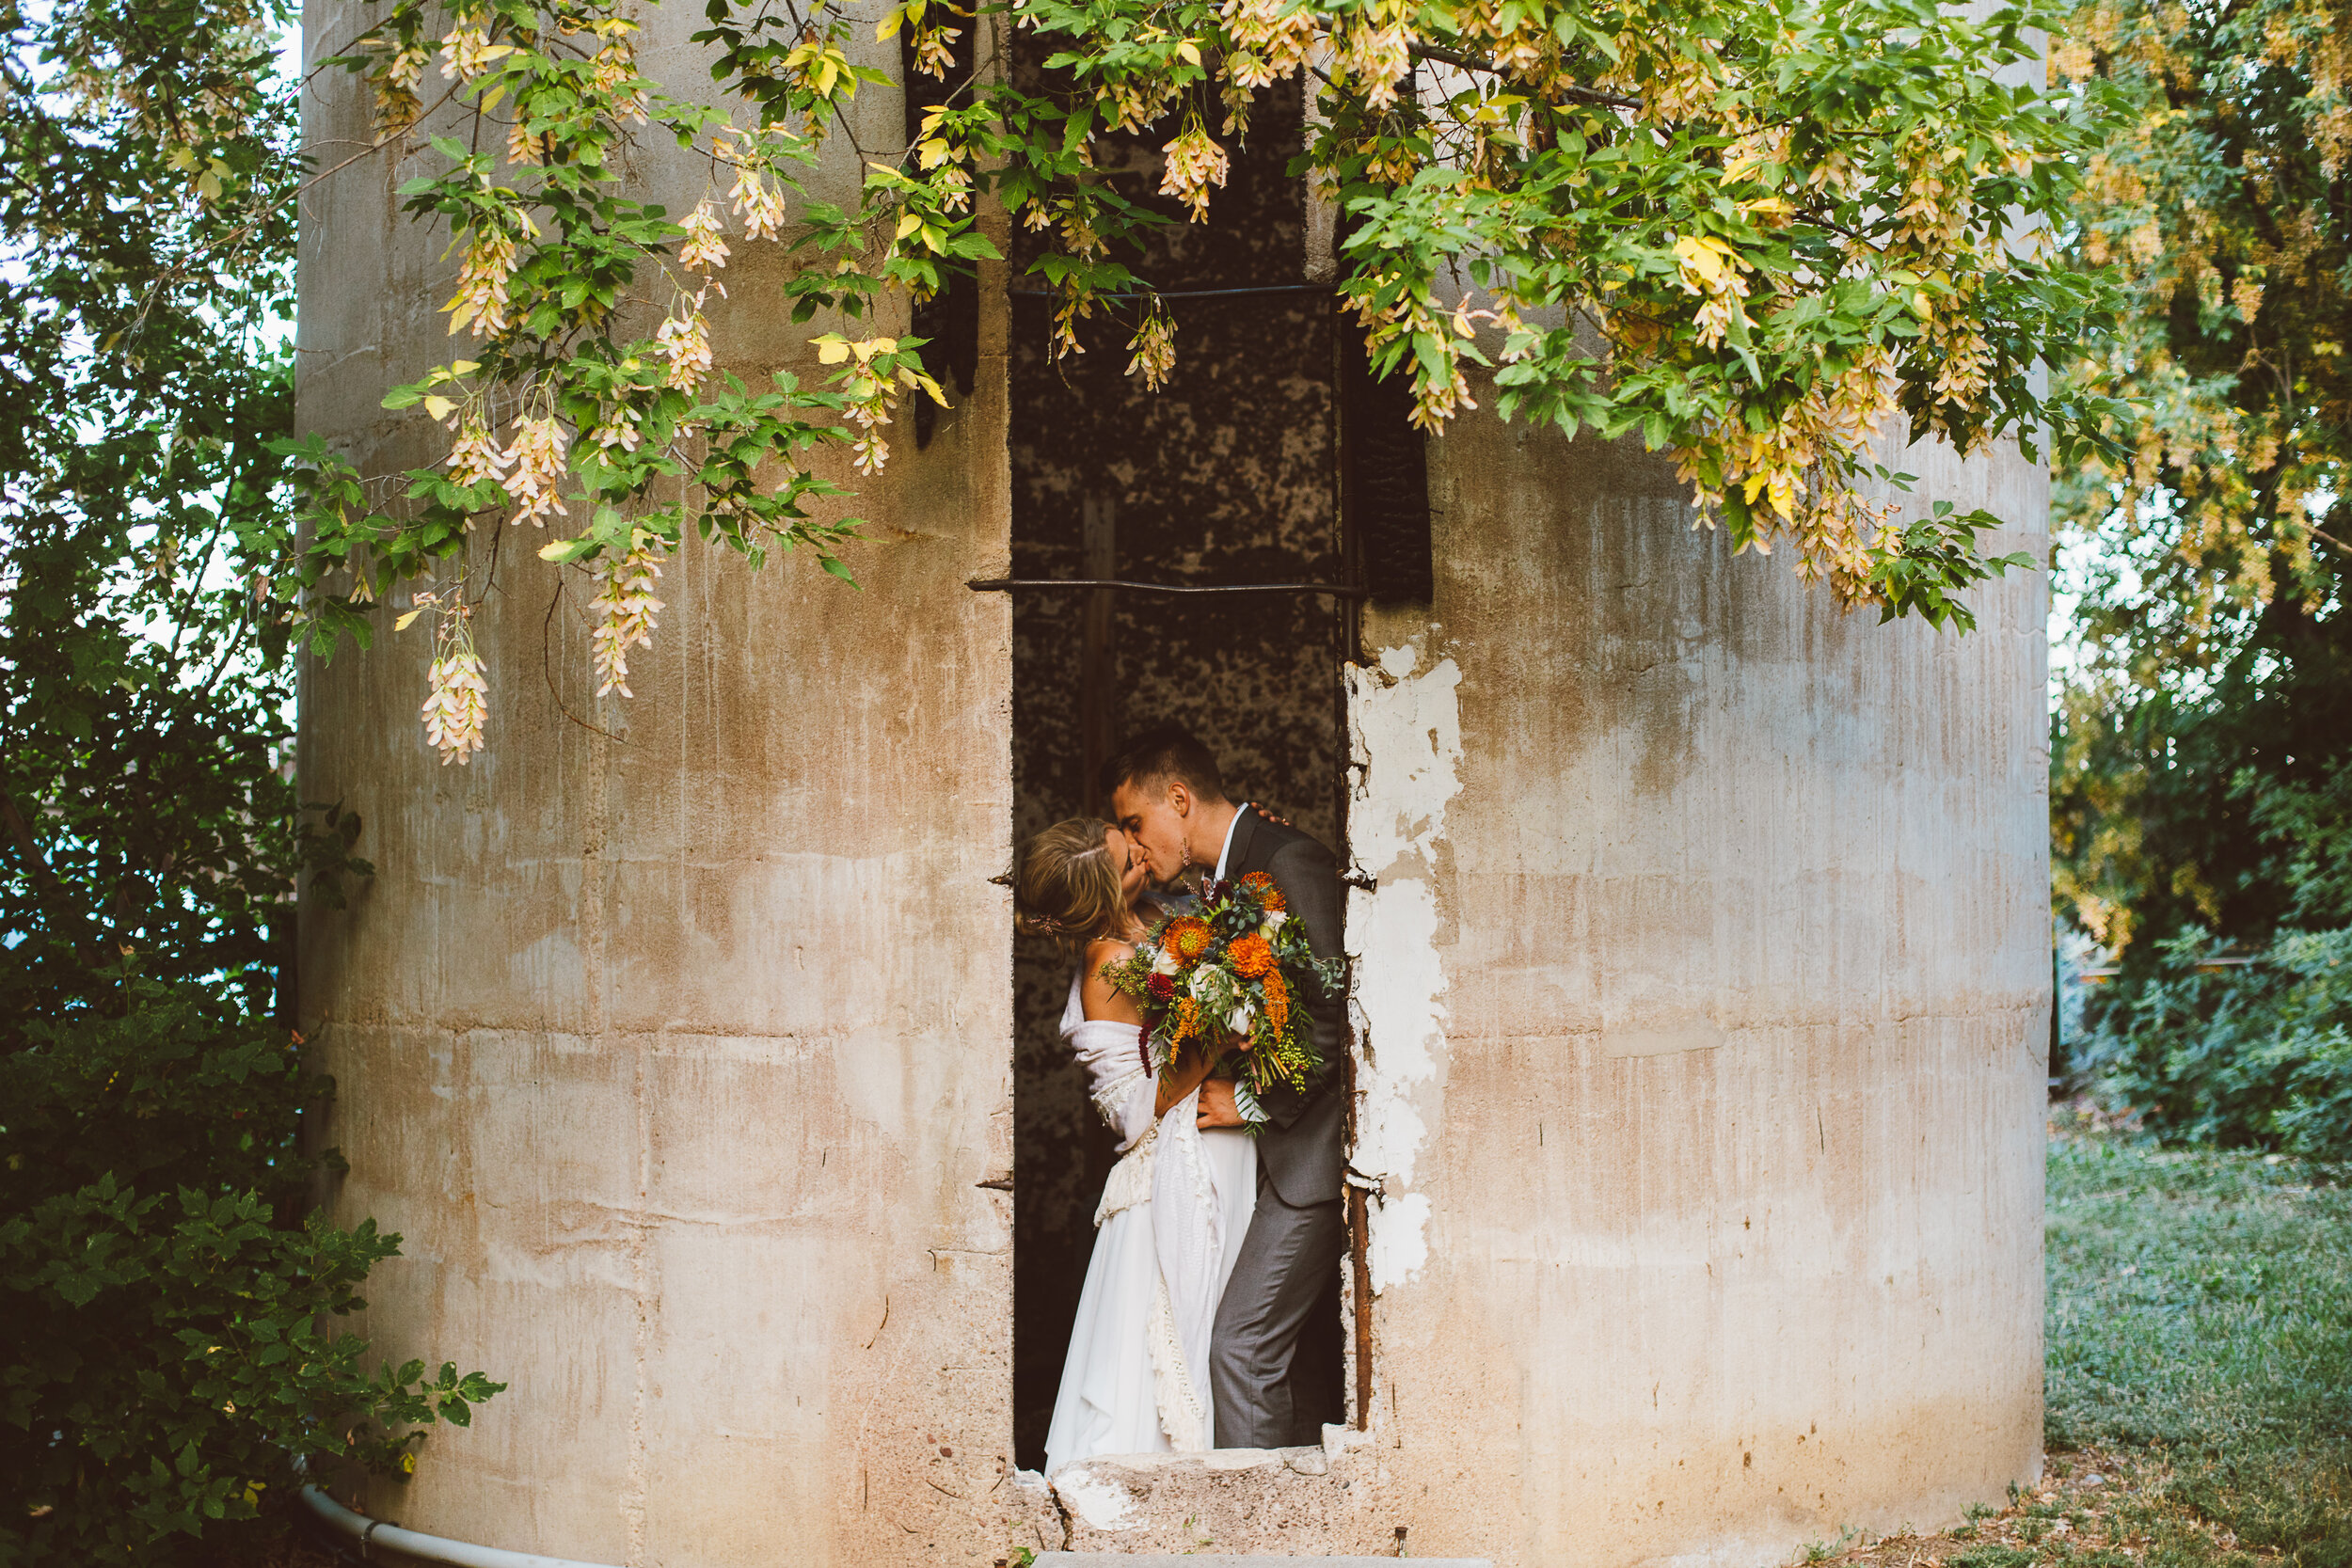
left=1004, top=69, right=1352, bottom=1471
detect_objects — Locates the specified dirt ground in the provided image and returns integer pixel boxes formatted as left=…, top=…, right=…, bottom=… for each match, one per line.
left=1812, top=1448, right=2285, bottom=1568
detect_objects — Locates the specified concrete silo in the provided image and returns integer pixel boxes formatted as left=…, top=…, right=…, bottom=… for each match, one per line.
left=294, top=0, right=2048, bottom=1560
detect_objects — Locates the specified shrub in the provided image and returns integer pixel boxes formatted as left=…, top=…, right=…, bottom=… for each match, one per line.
left=0, top=983, right=501, bottom=1564
left=2077, top=927, right=2352, bottom=1159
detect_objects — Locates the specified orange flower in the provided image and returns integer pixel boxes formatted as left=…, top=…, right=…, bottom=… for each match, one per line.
left=1228, top=933, right=1275, bottom=978
left=1172, top=997, right=1200, bottom=1042
left=1262, top=968, right=1289, bottom=1031
left=1241, top=871, right=1287, bottom=911
left=1167, top=916, right=1213, bottom=965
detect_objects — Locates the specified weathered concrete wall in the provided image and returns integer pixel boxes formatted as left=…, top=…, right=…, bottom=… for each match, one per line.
left=1338, top=412, right=2051, bottom=1564
left=294, top=5, right=1045, bottom=1562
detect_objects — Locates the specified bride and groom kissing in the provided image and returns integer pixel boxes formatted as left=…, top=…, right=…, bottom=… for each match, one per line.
left=1016, top=726, right=1346, bottom=1477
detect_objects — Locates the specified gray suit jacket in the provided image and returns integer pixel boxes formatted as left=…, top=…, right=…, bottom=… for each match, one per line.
left=1224, top=807, right=1346, bottom=1207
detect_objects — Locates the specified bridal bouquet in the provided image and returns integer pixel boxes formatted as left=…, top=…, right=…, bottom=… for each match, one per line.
left=1103, top=871, right=1343, bottom=1128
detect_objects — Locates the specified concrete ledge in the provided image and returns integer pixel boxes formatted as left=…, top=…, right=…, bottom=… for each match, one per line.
left=1033, top=1427, right=1423, bottom=1556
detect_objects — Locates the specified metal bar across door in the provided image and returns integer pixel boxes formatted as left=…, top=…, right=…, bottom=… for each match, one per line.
left=967, top=577, right=1368, bottom=598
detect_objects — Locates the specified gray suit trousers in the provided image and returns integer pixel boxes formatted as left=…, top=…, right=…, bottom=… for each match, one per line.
left=1210, top=1165, right=1346, bottom=1449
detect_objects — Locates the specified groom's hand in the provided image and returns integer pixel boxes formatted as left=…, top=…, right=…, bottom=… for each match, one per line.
left=1196, top=1078, right=1245, bottom=1129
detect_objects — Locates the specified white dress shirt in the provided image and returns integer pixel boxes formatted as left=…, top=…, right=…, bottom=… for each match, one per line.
left=1213, top=802, right=1253, bottom=883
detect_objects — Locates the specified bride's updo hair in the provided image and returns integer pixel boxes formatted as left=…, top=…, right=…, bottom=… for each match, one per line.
left=1015, top=817, right=1129, bottom=951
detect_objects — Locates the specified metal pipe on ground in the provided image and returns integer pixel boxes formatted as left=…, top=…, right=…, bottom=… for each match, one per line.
left=299, top=1485, right=622, bottom=1568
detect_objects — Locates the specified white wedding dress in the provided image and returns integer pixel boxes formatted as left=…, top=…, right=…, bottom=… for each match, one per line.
left=1042, top=970, right=1256, bottom=1476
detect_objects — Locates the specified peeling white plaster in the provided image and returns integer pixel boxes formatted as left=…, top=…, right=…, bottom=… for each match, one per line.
left=1052, top=1466, right=1139, bottom=1531
left=1366, top=1190, right=1432, bottom=1293
left=1344, top=644, right=1464, bottom=1292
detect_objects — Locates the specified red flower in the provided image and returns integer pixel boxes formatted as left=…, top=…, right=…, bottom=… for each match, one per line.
left=1148, top=972, right=1177, bottom=1004
left=1138, top=1026, right=1152, bottom=1074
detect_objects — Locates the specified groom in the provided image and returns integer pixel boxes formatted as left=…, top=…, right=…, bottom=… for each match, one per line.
left=1102, top=726, right=1346, bottom=1449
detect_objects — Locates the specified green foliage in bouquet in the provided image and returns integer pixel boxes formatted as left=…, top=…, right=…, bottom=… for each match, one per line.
left=1104, top=871, right=1343, bottom=1127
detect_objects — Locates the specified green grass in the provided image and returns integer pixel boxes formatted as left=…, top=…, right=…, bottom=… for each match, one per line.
left=2046, top=1127, right=2352, bottom=1568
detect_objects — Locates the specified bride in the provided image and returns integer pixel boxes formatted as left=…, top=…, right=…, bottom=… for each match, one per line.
left=1015, top=817, right=1257, bottom=1475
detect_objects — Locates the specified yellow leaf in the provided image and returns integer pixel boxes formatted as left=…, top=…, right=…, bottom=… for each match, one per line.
left=917, top=137, right=951, bottom=169
left=394, top=610, right=425, bottom=631
left=537, top=539, right=577, bottom=560
left=876, top=7, right=906, bottom=39
left=422, top=395, right=457, bottom=421
left=1176, top=39, right=1202, bottom=65
left=895, top=211, right=925, bottom=240
left=814, top=334, right=852, bottom=364
left=450, top=360, right=480, bottom=375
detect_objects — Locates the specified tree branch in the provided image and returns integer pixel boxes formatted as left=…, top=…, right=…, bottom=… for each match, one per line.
left=1405, top=44, right=1641, bottom=109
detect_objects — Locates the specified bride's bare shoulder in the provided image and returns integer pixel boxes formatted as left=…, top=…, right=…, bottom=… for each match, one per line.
left=1080, top=938, right=1144, bottom=1023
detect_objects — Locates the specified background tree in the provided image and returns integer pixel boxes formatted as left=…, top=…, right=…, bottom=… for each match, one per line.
left=2050, top=0, right=2352, bottom=1146
left=0, top=0, right=497, bottom=1560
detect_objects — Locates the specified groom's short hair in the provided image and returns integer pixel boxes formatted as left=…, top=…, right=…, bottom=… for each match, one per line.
left=1100, top=726, right=1228, bottom=804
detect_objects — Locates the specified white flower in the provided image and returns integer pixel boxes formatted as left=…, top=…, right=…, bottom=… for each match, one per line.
left=1259, top=911, right=1288, bottom=939
left=911, top=21, right=961, bottom=78
left=728, top=159, right=788, bottom=242
left=1226, top=1000, right=1257, bottom=1036
left=418, top=598, right=487, bottom=765
left=588, top=533, right=667, bottom=698
left=590, top=40, right=648, bottom=124
left=385, top=40, right=427, bottom=95
left=1124, top=309, right=1176, bottom=391
left=656, top=306, right=712, bottom=390
left=446, top=228, right=519, bottom=338
left=1158, top=124, right=1230, bottom=222
left=679, top=198, right=730, bottom=273
left=588, top=404, right=644, bottom=453
left=445, top=413, right=508, bottom=492
left=438, top=23, right=497, bottom=84
left=422, top=648, right=487, bottom=764
left=504, top=119, right=545, bottom=167
left=372, top=40, right=428, bottom=131
left=1342, top=21, right=1412, bottom=109
left=500, top=413, right=569, bottom=526
left=1150, top=944, right=1179, bottom=976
